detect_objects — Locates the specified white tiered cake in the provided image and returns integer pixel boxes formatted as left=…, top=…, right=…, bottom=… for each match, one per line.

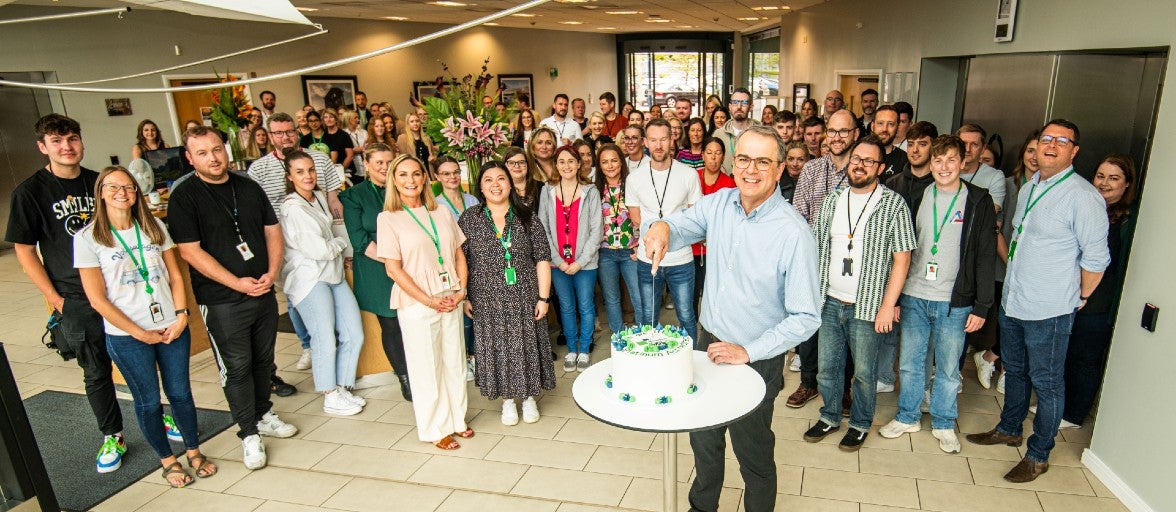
left=606, top=325, right=697, bottom=405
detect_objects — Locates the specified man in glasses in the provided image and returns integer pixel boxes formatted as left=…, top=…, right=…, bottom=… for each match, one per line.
left=967, top=119, right=1109, bottom=483
left=717, top=87, right=758, bottom=171
left=643, top=125, right=820, bottom=512
left=803, top=135, right=915, bottom=452
left=823, top=90, right=846, bottom=122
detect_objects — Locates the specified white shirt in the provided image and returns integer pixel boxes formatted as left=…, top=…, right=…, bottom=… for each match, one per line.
left=827, top=187, right=883, bottom=302
left=626, top=159, right=702, bottom=267
left=626, top=155, right=648, bottom=171
left=540, top=115, right=582, bottom=144
left=73, top=218, right=179, bottom=336
left=278, top=190, right=349, bottom=305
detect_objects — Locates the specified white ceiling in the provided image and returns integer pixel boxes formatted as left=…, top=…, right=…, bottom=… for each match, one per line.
left=8, top=0, right=826, bottom=33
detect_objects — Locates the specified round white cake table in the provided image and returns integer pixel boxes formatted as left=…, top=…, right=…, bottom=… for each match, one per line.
left=572, top=350, right=766, bottom=512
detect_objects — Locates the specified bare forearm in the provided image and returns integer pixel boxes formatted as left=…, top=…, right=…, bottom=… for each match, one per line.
left=1080, top=269, right=1104, bottom=297
left=13, top=244, right=62, bottom=306
left=884, top=252, right=911, bottom=308
left=163, top=250, right=188, bottom=310
left=178, top=244, right=241, bottom=289
left=79, top=268, right=145, bottom=336
left=264, top=225, right=283, bottom=278
left=536, top=261, right=551, bottom=297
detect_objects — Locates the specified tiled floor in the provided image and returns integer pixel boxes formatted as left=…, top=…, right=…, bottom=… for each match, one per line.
left=0, top=250, right=1129, bottom=511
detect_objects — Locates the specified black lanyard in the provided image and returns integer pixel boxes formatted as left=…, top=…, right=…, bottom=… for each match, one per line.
left=45, top=166, right=93, bottom=203
left=650, top=164, right=672, bottom=218
left=301, top=191, right=327, bottom=216
left=199, top=178, right=245, bottom=243
left=844, top=186, right=877, bottom=252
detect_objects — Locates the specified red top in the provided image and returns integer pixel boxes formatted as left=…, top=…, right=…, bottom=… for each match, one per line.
left=693, top=169, right=736, bottom=256
left=555, top=196, right=582, bottom=264
left=602, top=114, right=629, bottom=139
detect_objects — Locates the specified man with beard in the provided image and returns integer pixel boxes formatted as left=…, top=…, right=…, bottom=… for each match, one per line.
left=893, top=102, right=914, bottom=151
left=259, top=90, right=277, bottom=125
left=598, top=92, right=628, bottom=138
left=571, top=97, right=589, bottom=136
left=872, top=105, right=907, bottom=181
left=354, top=91, right=369, bottom=129
left=717, top=88, right=758, bottom=171
left=886, top=121, right=940, bottom=217
left=858, top=88, right=879, bottom=134
left=675, top=97, right=693, bottom=121
left=802, top=117, right=825, bottom=159
left=620, top=124, right=648, bottom=170
left=540, top=94, right=581, bottom=145
left=626, top=119, right=702, bottom=341
left=803, top=135, right=915, bottom=452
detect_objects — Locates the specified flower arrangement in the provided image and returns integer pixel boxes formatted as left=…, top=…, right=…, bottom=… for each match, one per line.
left=419, top=58, right=514, bottom=191
left=208, top=71, right=253, bottom=162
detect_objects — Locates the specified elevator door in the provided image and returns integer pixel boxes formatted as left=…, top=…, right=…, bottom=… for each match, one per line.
left=0, top=72, right=58, bottom=248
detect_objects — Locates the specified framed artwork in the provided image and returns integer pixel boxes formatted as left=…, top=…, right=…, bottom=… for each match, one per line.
left=792, top=83, right=811, bottom=112
left=105, top=98, right=132, bottom=116
left=498, top=73, right=534, bottom=108
left=414, top=81, right=439, bottom=102
left=301, top=75, right=359, bottom=111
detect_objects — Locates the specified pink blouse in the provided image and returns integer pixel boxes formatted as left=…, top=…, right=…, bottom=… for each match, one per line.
left=555, top=196, right=581, bottom=264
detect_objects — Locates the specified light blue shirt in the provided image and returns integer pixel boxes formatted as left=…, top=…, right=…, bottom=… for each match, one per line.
left=1003, top=166, right=1110, bottom=320
left=660, top=188, right=821, bottom=362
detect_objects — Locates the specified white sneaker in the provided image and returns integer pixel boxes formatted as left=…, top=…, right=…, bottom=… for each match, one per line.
left=242, top=434, right=267, bottom=470
left=1059, top=419, right=1081, bottom=429
left=996, top=372, right=1005, bottom=394
left=466, top=357, right=476, bottom=382
left=521, top=397, right=540, bottom=423
left=257, top=410, right=297, bottom=438
left=1029, top=405, right=1038, bottom=414
left=576, top=353, right=591, bottom=371
left=879, top=419, right=921, bottom=439
left=563, top=353, right=577, bottom=372
left=920, top=390, right=931, bottom=413
left=932, top=428, right=961, bottom=453
left=973, top=351, right=995, bottom=389
left=295, top=348, right=312, bottom=370
left=338, top=386, right=366, bottom=406
left=876, top=381, right=895, bottom=393
left=501, top=399, right=519, bottom=426
left=323, top=389, right=362, bottom=416
left=789, top=354, right=802, bottom=372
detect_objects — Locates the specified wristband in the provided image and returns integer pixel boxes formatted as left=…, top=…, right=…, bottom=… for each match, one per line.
left=175, top=308, right=190, bottom=316
left=1080, top=295, right=1090, bottom=301
left=538, top=296, right=551, bottom=303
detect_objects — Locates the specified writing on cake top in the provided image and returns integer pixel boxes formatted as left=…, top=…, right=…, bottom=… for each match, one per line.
left=610, top=324, right=690, bottom=356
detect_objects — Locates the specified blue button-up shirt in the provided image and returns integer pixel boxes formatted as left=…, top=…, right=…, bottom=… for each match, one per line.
left=660, top=188, right=821, bottom=362
left=1003, top=166, right=1110, bottom=320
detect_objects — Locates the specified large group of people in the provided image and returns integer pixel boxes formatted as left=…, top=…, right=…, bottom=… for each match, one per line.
left=7, top=80, right=1134, bottom=509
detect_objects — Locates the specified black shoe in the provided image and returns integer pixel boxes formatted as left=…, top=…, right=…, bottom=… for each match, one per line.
left=556, top=334, right=568, bottom=346
left=271, top=375, right=296, bottom=397
left=398, top=374, right=412, bottom=402
left=588, top=342, right=596, bottom=353
left=838, top=427, right=868, bottom=452
left=803, top=420, right=839, bottom=443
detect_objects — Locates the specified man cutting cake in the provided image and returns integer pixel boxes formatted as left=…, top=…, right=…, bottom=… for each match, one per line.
left=643, top=124, right=821, bottom=512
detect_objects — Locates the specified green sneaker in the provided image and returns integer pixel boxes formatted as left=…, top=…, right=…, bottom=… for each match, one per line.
left=163, top=415, right=184, bottom=443
left=96, top=434, right=125, bottom=473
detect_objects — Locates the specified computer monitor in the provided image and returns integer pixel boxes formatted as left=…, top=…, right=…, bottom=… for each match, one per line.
left=144, top=147, right=193, bottom=189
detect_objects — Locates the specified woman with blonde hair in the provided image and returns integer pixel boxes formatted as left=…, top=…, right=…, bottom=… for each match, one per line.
left=397, top=111, right=435, bottom=174
left=376, top=154, right=471, bottom=450
left=244, top=125, right=271, bottom=161
left=527, top=127, right=558, bottom=182
left=582, top=112, right=613, bottom=154
left=366, top=117, right=397, bottom=151
left=75, top=166, right=216, bottom=487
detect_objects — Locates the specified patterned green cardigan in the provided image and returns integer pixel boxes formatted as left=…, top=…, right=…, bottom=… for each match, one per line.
left=813, top=185, right=917, bottom=321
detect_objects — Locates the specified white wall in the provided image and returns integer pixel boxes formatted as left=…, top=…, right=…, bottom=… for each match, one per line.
left=0, top=5, right=617, bottom=170
left=781, top=1, right=1173, bottom=510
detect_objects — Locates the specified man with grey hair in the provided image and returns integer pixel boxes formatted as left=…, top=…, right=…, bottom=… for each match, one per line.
left=644, top=124, right=821, bottom=511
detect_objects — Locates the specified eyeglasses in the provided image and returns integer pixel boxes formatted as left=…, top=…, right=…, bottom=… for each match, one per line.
left=102, top=184, right=136, bottom=194
left=849, top=155, right=881, bottom=167
left=505, top=160, right=528, bottom=168
left=729, top=100, right=750, bottom=106
left=271, top=130, right=299, bottom=138
left=436, top=171, right=460, bottom=178
left=825, top=128, right=854, bottom=138
left=1038, top=134, right=1074, bottom=146
left=733, top=155, right=776, bottom=171
left=621, top=136, right=641, bottom=141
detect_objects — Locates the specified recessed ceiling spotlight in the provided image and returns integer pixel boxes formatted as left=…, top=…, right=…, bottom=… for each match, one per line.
left=736, top=17, right=766, bottom=21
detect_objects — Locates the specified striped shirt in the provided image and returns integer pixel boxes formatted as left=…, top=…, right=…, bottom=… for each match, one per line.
left=246, top=149, right=342, bottom=215
left=792, top=155, right=850, bottom=224
left=814, top=185, right=917, bottom=321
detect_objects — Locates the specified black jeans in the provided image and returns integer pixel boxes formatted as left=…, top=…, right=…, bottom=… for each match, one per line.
left=798, top=332, right=853, bottom=392
left=202, top=294, right=278, bottom=439
left=1063, top=312, right=1113, bottom=425
left=376, top=314, right=409, bottom=377
left=60, top=297, right=123, bottom=436
left=688, top=328, right=785, bottom=512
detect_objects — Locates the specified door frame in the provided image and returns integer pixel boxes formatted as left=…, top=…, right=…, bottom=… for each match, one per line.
left=833, top=68, right=883, bottom=115
left=161, top=72, right=255, bottom=143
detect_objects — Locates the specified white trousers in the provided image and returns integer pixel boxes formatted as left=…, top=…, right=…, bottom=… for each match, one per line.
left=397, top=302, right=469, bottom=442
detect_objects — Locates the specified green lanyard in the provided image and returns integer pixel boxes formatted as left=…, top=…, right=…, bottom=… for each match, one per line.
left=440, top=191, right=463, bottom=217
left=403, top=206, right=444, bottom=266
left=1009, top=168, right=1075, bottom=260
left=110, top=221, right=154, bottom=295
left=484, top=207, right=514, bottom=267
left=930, top=185, right=962, bottom=257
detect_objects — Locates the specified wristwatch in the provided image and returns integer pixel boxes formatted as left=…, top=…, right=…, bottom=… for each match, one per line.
left=175, top=308, right=190, bottom=316
left=538, top=296, right=551, bottom=303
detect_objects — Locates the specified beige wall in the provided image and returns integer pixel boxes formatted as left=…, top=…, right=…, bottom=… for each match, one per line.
left=781, top=1, right=1173, bottom=510
left=0, top=6, right=617, bottom=170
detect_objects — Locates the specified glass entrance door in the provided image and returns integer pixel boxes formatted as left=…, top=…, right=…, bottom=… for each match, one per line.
left=622, top=37, right=730, bottom=119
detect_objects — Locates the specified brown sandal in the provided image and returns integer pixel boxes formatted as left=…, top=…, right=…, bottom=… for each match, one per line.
left=434, top=435, right=460, bottom=450
left=455, top=428, right=475, bottom=439
left=162, top=462, right=193, bottom=488
left=187, top=453, right=218, bottom=478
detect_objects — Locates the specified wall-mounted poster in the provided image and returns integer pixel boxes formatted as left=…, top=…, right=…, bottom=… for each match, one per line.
left=498, top=74, right=534, bottom=108
left=301, top=75, right=360, bottom=111
left=792, top=83, right=811, bottom=113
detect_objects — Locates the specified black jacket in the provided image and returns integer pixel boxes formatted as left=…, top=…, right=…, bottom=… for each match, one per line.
left=930, top=181, right=998, bottom=317
left=886, top=164, right=934, bottom=222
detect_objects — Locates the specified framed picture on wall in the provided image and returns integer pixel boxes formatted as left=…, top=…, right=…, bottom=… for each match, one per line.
left=792, top=83, right=811, bottom=113
left=105, top=98, right=132, bottom=116
left=414, top=81, right=440, bottom=103
left=498, top=74, right=534, bottom=108
left=301, top=75, right=360, bottom=111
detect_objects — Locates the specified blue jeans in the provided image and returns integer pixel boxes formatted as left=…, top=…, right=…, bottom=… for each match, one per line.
left=551, top=267, right=598, bottom=353
left=105, top=329, right=200, bottom=459
left=288, top=304, right=312, bottom=350
left=896, top=295, right=971, bottom=429
left=295, top=281, right=365, bottom=392
left=996, top=306, right=1075, bottom=462
left=876, top=330, right=898, bottom=386
left=635, top=259, right=697, bottom=342
left=597, top=247, right=642, bottom=333
left=817, top=298, right=883, bottom=431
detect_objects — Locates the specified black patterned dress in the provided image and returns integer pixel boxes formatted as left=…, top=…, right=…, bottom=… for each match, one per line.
left=459, top=207, right=556, bottom=399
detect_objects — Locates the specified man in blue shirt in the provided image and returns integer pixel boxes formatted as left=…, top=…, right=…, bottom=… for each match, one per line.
left=644, top=125, right=821, bottom=512
left=967, top=119, right=1109, bottom=483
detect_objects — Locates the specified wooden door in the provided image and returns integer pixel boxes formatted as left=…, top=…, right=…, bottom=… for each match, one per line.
left=169, top=78, right=219, bottom=129
left=838, top=74, right=880, bottom=117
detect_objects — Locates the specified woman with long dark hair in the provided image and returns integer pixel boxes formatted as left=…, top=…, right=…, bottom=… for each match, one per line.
left=503, top=146, right=543, bottom=209
left=708, top=106, right=730, bottom=136
left=511, top=108, right=538, bottom=148
left=131, top=119, right=167, bottom=160
left=593, top=143, right=641, bottom=335
left=676, top=118, right=708, bottom=170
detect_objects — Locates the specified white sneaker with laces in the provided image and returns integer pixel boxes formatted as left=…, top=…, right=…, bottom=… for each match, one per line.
left=932, top=428, right=962, bottom=453
left=324, top=389, right=362, bottom=416
left=789, top=354, right=802, bottom=372
left=257, top=410, right=297, bottom=438
left=466, top=357, right=476, bottom=382
left=521, top=397, right=540, bottom=423
left=338, top=386, right=366, bottom=406
left=996, top=372, right=1005, bottom=394
left=501, top=399, right=519, bottom=426
left=879, top=419, right=921, bottom=438
left=1059, top=419, right=1081, bottom=429
left=563, top=353, right=577, bottom=372
left=242, top=434, right=266, bottom=470
left=295, top=348, right=312, bottom=370
left=576, top=352, right=590, bottom=371
left=973, top=351, right=995, bottom=389
left=876, top=381, right=895, bottom=393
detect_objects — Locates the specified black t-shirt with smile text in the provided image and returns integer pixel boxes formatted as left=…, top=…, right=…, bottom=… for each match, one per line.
left=5, top=167, right=98, bottom=299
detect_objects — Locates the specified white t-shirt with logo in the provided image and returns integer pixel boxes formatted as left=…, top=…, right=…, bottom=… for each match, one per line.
left=74, top=217, right=179, bottom=336
left=626, top=159, right=702, bottom=267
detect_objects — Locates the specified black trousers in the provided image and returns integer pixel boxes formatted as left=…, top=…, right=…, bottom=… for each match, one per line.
left=376, top=314, right=409, bottom=376
left=1064, top=311, right=1113, bottom=424
left=798, top=332, right=853, bottom=391
left=202, top=294, right=278, bottom=438
left=688, top=328, right=785, bottom=512
left=60, top=297, right=124, bottom=436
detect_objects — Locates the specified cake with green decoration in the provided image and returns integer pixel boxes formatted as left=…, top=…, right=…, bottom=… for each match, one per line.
left=606, top=324, right=696, bottom=405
